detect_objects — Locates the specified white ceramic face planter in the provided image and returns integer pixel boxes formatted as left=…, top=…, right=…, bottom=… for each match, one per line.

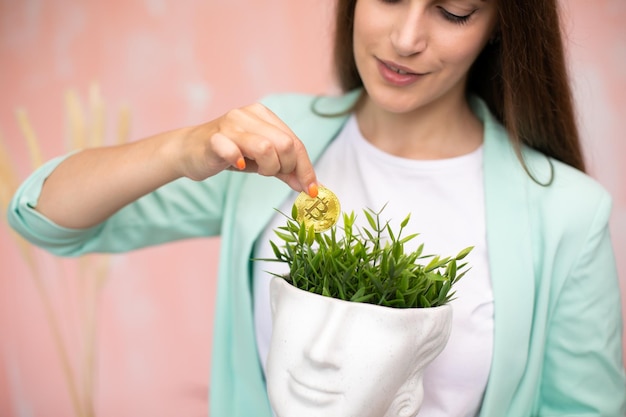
left=266, top=277, right=453, bottom=417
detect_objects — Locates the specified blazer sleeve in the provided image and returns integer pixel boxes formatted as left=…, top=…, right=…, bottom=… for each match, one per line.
left=7, top=154, right=231, bottom=257
left=537, top=193, right=626, bottom=416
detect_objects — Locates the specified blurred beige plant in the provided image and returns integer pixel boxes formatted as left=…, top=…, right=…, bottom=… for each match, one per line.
left=0, top=84, right=131, bottom=417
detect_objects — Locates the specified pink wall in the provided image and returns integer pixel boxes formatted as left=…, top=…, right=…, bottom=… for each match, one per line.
left=0, top=1, right=624, bottom=416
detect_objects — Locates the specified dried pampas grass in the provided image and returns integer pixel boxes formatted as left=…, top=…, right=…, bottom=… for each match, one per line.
left=0, top=84, right=131, bottom=417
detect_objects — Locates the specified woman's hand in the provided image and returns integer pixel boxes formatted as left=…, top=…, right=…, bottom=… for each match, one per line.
left=179, top=102, right=318, bottom=197
left=36, top=102, right=318, bottom=229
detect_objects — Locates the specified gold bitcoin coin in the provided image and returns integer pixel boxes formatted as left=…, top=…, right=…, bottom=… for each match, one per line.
left=294, top=185, right=341, bottom=233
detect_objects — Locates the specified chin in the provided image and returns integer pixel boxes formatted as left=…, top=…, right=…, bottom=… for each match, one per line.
left=372, top=93, right=424, bottom=114
left=363, top=83, right=423, bottom=113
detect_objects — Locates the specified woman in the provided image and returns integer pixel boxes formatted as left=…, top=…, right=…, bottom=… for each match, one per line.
left=8, top=0, right=625, bottom=416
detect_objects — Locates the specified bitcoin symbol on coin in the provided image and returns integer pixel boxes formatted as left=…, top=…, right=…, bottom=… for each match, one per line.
left=294, top=186, right=340, bottom=233
left=304, top=197, right=330, bottom=221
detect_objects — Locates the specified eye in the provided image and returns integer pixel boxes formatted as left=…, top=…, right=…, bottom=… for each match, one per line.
left=439, top=7, right=476, bottom=25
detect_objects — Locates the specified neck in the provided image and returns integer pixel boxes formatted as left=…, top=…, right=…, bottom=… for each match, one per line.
left=354, top=91, right=483, bottom=160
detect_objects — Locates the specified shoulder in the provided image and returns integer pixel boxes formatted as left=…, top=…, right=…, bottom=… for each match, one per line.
left=259, top=89, right=362, bottom=124
left=260, top=92, right=317, bottom=112
left=525, top=147, right=612, bottom=214
left=480, top=100, right=613, bottom=249
left=257, top=90, right=360, bottom=153
left=476, top=94, right=613, bottom=228
left=523, top=148, right=613, bottom=246
left=258, top=93, right=318, bottom=127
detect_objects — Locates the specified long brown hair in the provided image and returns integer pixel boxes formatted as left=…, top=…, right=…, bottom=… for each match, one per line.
left=332, top=0, right=586, bottom=174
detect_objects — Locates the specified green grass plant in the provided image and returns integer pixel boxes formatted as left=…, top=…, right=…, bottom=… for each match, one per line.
left=261, top=204, right=473, bottom=309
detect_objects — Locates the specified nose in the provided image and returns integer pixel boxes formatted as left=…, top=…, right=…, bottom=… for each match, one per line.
left=304, top=305, right=347, bottom=369
left=390, top=7, right=428, bottom=56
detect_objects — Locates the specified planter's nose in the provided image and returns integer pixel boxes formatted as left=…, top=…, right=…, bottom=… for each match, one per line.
left=303, top=303, right=347, bottom=369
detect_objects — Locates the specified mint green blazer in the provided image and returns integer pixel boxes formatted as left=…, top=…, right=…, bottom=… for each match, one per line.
left=8, top=91, right=626, bottom=416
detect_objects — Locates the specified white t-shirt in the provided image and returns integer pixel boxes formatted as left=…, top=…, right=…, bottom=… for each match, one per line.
left=252, top=115, right=494, bottom=417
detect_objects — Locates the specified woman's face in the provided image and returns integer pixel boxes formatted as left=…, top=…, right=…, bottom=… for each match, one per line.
left=353, top=0, right=497, bottom=114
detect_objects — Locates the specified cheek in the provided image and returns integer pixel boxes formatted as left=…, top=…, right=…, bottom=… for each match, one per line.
left=352, top=21, right=368, bottom=61
left=342, top=329, right=413, bottom=385
left=338, top=348, right=412, bottom=415
left=437, top=31, right=490, bottom=67
left=353, top=3, right=387, bottom=55
left=270, top=302, right=315, bottom=359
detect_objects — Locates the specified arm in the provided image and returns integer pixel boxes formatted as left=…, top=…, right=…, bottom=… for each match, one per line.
left=35, top=102, right=318, bottom=229
left=538, top=194, right=626, bottom=416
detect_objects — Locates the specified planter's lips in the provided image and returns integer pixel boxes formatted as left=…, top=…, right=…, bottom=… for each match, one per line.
left=287, top=370, right=343, bottom=405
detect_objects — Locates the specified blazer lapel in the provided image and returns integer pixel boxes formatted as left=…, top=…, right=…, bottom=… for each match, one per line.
left=476, top=98, right=536, bottom=415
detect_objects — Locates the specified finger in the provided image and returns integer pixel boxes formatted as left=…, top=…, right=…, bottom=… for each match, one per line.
left=245, top=104, right=301, bottom=174
left=277, top=138, right=318, bottom=197
left=242, top=132, right=299, bottom=177
left=248, top=103, right=293, bottom=133
left=222, top=105, right=299, bottom=175
left=210, top=132, right=245, bottom=170
left=235, top=132, right=317, bottom=196
left=223, top=103, right=318, bottom=195
left=249, top=104, right=319, bottom=194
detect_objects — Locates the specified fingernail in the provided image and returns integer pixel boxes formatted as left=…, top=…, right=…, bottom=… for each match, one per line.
left=236, top=158, right=246, bottom=170
left=308, top=183, right=318, bottom=198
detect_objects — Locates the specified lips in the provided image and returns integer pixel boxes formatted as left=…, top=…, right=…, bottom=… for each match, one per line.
left=287, top=371, right=343, bottom=406
left=377, top=58, right=424, bottom=86
left=381, top=59, right=417, bottom=75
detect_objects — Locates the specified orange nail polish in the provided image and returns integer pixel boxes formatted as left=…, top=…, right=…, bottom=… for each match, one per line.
left=236, top=158, right=246, bottom=170
left=308, top=183, right=318, bottom=198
